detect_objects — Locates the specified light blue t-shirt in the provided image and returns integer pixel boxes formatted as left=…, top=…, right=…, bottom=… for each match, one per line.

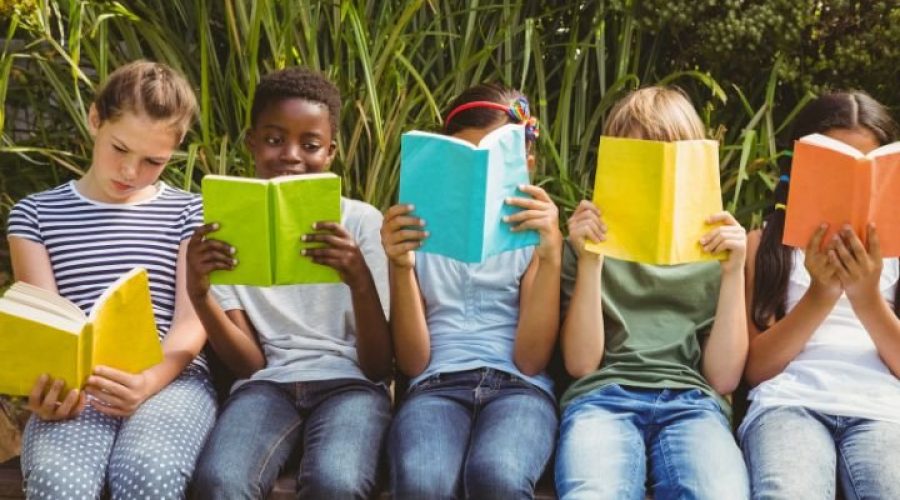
left=411, top=247, right=555, bottom=397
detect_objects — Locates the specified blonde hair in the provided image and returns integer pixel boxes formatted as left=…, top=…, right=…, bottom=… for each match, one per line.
left=93, top=60, right=197, bottom=140
left=603, top=86, right=706, bottom=141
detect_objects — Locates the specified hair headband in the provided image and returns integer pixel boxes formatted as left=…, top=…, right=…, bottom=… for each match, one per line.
left=444, top=97, right=540, bottom=141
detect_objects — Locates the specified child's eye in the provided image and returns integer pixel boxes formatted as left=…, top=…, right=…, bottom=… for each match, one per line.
left=265, top=136, right=282, bottom=146
left=113, top=145, right=127, bottom=153
left=145, top=159, right=165, bottom=167
left=303, top=143, right=322, bottom=152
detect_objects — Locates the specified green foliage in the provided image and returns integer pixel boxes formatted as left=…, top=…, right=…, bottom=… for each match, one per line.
left=0, top=0, right=893, bottom=287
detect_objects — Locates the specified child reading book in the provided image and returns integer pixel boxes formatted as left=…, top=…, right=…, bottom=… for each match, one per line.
left=381, top=83, right=560, bottom=498
left=742, top=91, right=900, bottom=499
left=6, top=60, right=215, bottom=498
left=188, top=67, right=392, bottom=499
left=554, top=86, right=750, bottom=499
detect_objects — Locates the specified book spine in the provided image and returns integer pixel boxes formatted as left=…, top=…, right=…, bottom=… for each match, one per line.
left=660, top=143, right=675, bottom=263
left=78, top=323, right=94, bottom=389
left=858, top=158, right=873, bottom=245
left=268, top=183, right=277, bottom=284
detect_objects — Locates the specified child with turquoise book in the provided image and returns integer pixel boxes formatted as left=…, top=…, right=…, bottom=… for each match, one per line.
left=554, top=86, right=750, bottom=499
left=187, top=67, right=392, bottom=499
left=381, top=83, right=561, bottom=498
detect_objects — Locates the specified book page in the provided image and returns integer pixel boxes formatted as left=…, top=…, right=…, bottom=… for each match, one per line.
left=784, top=140, right=861, bottom=249
left=272, top=174, right=342, bottom=285
left=587, top=136, right=666, bottom=263
left=870, top=151, right=900, bottom=256
left=202, top=175, right=274, bottom=286
left=3, top=282, right=85, bottom=322
left=669, top=140, right=723, bottom=264
left=399, top=131, right=485, bottom=262
left=798, top=133, right=865, bottom=159
left=90, top=268, right=162, bottom=374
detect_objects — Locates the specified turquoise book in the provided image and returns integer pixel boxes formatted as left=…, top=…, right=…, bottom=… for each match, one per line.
left=399, top=123, right=539, bottom=263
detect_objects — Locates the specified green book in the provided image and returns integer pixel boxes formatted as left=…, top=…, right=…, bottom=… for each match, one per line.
left=201, top=173, right=342, bottom=286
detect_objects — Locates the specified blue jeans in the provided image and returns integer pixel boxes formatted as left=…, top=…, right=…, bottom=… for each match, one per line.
left=193, top=378, right=391, bottom=500
left=741, top=405, right=900, bottom=500
left=555, top=384, right=749, bottom=500
left=387, top=368, right=558, bottom=500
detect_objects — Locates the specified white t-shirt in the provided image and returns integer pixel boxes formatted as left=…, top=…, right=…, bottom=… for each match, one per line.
left=740, top=250, right=900, bottom=436
left=211, top=198, right=389, bottom=388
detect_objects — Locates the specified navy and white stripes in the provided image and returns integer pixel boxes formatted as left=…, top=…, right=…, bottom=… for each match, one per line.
left=7, top=181, right=206, bottom=370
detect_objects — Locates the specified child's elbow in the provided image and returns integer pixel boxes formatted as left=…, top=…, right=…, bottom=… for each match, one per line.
left=564, top=357, right=599, bottom=380
left=707, top=371, right=742, bottom=395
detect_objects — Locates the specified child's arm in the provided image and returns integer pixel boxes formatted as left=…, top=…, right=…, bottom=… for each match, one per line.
left=10, top=236, right=87, bottom=420
left=381, top=204, right=430, bottom=377
left=305, top=220, right=392, bottom=381
left=744, top=224, right=841, bottom=386
left=84, top=237, right=211, bottom=417
left=832, top=224, right=900, bottom=376
left=184, top=223, right=266, bottom=378
left=559, top=200, right=607, bottom=378
left=698, top=212, right=748, bottom=394
left=505, top=185, right=563, bottom=376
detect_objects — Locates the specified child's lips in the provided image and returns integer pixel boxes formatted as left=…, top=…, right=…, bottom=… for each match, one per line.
left=111, top=180, right=133, bottom=191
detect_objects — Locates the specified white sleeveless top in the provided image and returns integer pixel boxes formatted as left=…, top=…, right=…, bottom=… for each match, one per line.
left=739, top=250, right=900, bottom=437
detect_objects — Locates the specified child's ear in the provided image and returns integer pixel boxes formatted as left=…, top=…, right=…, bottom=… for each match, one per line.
left=244, top=129, right=257, bottom=151
left=326, top=141, right=337, bottom=166
left=527, top=152, right=536, bottom=173
left=87, top=104, right=101, bottom=137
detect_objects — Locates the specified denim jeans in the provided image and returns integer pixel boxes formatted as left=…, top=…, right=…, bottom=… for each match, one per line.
left=741, top=405, right=900, bottom=500
left=387, top=368, right=557, bottom=500
left=555, top=384, right=749, bottom=500
left=192, top=378, right=391, bottom=500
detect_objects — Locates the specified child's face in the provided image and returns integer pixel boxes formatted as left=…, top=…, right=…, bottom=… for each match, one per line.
left=823, top=127, right=880, bottom=154
left=86, top=106, right=179, bottom=203
left=246, top=97, right=336, bottom=179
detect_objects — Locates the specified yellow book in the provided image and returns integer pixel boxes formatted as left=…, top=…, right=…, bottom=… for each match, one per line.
left=0, top=267, right=163, bottom=396
left=586, top=136, right=724, bottom=265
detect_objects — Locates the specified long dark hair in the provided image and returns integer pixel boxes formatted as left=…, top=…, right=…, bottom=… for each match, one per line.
left=443, top=83, right=536, bottom=146
left=752, top=91, right=900, bottom=331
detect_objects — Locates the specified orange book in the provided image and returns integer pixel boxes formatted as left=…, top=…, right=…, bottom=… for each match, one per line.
left=783, top=134, right=900, bottom=255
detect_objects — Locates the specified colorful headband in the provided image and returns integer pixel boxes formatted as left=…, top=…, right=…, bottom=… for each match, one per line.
left=774, top=203, right=787, bottom=211
left=444, top=97, right=540, bottom=142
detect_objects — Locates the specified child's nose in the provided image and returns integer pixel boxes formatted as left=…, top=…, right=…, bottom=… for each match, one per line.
left=280, top=144, right=303, bottom=163
left=120, top=158, right=139, bottom=180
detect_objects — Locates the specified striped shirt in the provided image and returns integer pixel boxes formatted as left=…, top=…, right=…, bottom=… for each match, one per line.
left=6, top=180, right=207, bottom=370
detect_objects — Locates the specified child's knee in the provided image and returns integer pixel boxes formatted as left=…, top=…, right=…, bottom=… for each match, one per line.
left=108, top=450, right=191, bottom=498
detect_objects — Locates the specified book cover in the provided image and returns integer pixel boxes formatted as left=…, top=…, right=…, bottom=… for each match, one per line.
left=202, top=173, right=342, bottom=286
left=585, top=136, right=724, bottom=265
left=783, top=133, right=900, bottom=256
left=398, top=123, right=539, bottom=263
left=0, top=268, right=162, bottom=396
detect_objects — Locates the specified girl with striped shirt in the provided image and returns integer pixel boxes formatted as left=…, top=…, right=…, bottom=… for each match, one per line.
left=7, top=60, right=215, bottom=499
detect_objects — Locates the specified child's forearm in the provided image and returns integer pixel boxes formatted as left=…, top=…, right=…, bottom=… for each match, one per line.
left=744, top=284, right=837, bottom=386
left=349, top=268, right=393, bottom=381
left=514, top=254, right=562, bottom=376
left=389, top=264, right=431, bottom=377
left=850, top=290, right=900, bottom=377
left=702, top=269, right=748, bottom=394
left=560, top=254, right=604, bottom=378
left=190, top=293, right=265, bottom=378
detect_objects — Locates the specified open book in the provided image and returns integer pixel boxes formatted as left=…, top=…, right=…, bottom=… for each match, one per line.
left=202, top=173, right=342, bottom=286
left=783, top=133, right=900, bottom=255
left=398, top=123, right=539, bottom=263
left=585, top=136, right=724, bottom=265
left=0, top=268, right=163, bottom=397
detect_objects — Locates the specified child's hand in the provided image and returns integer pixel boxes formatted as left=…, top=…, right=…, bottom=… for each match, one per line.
left=303, top=222, right=373, bottom=290
left=505, top=185, right=563, bottom=261
left=186, top=223, right=236, bottom=299
left=380, top=204, right=427, bottom=269
left=566, top=200, right=607, bottom=258
left=700, top=211, right=747, bottom=274
left=84, top=366, right=152, bottom=418
left=804, top=224, right=842, bottom=301
left=829, top=223, right=883, bottom=301
left=26, top=374, right=86, bottom=421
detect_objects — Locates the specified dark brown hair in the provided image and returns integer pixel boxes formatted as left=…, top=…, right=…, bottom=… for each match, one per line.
left=443, top=83, right=536, bottom=145
left=94, top=60, right=197, bottom=140
left=752, top=91, right=900, bottom=330
left=250, top=67, right=341, bottom=135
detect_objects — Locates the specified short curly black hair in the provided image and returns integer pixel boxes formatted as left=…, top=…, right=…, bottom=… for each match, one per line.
left=250, top=67, right=341, bottom=135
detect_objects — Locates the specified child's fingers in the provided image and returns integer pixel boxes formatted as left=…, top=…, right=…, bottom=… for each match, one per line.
left=841, top=226, right=867, bottom=261
left=505, top=197, right=550, bottom=210
left=516, top=184, right=552, bottom=202
left=387, top=229, right=429, bottom=244
left=387, top=215, right=426, bottom=230
left=832, top=236, right=860, bottom=275
left=706, top=211, right=738, bottom=226
left=806, top=224, right=829, bottom=255
left=867, top=224, right=882, bottom=259
left=53, top=389, right=81, bottom=419
left=86, top=373, right=131, bottom=398
left=312, top=221, right=349, bottom=237
left=302, top=233, right=353, bottom=249
left=91, top=400, right=131, bottom=418
left=384, top=204, right=415, bottom=220
left=504, top=209, right=546, bottom=224
left=829, top=249, right=851, bottom=280
left=40, top=378, right=64, bottom=410
left=389, top=241, right=423, bottom=255
left=27, top=374, right=49, bottom=410
left=575, top=199, right=601, bottom=215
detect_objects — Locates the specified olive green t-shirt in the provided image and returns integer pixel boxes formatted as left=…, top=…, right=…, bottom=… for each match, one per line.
left=559, top=242, right=730, bottom=416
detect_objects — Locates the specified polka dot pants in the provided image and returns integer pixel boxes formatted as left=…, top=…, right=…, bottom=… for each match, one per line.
left=20, top=367, right=216, bottom=499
